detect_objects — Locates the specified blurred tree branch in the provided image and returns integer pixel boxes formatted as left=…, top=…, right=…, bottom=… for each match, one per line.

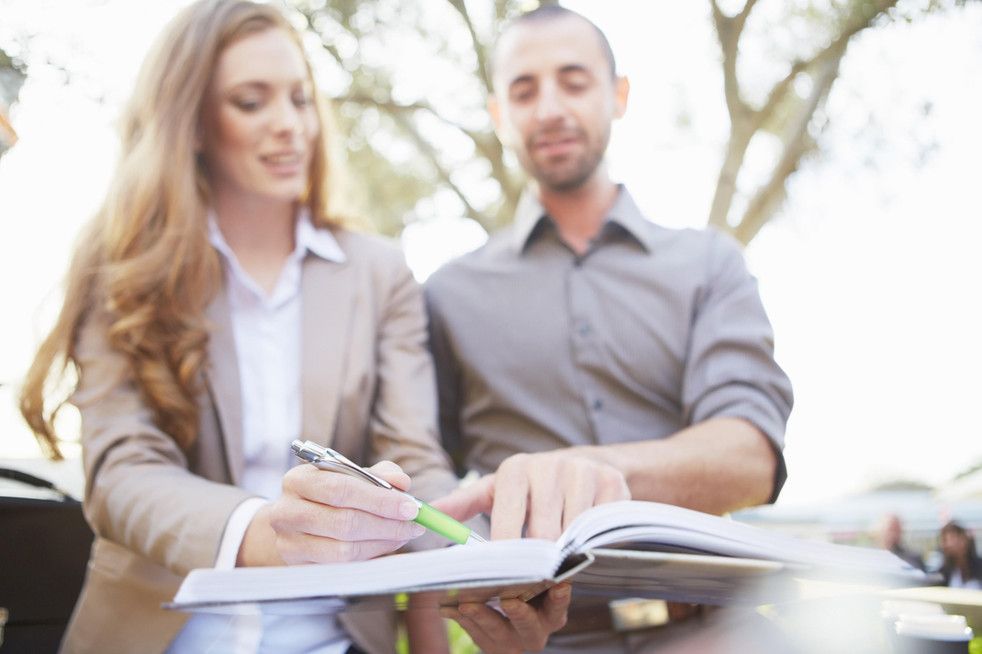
left=0, top=45, right=27, bottom=158
left=290, top=0, right=973, bottom=243
left=707, top=0, right=971, bottom=244
left=293, top=0, right=544, bottom=234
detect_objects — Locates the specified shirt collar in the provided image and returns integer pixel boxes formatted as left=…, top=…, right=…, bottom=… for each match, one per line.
left=295, top=209, right=346, bottom=263
left=207, top=208, right=346, bottom=265
left=511, top=184, right=654, bottom=254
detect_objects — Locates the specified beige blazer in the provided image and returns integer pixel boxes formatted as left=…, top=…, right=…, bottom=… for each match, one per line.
left=61, top=230, right=458, bottom=654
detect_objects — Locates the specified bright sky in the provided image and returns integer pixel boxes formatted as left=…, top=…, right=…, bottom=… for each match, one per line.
left=1, top=1, right=980, bottom=506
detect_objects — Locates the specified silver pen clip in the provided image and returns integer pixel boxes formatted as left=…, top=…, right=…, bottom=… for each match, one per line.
left=290, top=440, right=395, bottom=490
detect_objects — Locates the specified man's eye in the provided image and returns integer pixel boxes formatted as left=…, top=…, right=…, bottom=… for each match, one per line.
left=562, top=77, right=590, bottom=93
left=511, top=88, right=535, bottom=102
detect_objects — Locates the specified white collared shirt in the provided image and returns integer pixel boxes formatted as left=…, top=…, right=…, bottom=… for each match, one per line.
left=167, top=211, right=350, bottom=654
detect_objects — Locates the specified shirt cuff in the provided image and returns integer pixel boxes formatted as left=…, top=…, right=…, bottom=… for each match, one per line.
left=214, top=497, right=268, bottom=570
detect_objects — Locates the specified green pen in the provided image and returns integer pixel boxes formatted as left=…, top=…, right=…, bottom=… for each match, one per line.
left=290, top=439, right=487, bottom=546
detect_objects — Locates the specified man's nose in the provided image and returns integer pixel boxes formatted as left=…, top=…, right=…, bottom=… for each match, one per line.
left=534, top=83, right=565, bottom=123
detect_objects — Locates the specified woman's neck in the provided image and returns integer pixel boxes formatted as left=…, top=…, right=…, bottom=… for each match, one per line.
left=213, top=193, right=298, bottom=294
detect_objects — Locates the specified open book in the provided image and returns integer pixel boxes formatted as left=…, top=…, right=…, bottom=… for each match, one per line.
left=168, top=501, right=925, bottom=614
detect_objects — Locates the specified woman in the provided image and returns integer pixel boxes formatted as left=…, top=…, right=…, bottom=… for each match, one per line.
left=939, top=521, right=982, bottom=589
left=19, top=1, right=568, bottom=652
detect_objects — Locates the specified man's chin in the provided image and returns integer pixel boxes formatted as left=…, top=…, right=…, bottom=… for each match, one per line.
left=537, top=171, right=593, bottom=193
left=530, top=158, right=600, bottom=193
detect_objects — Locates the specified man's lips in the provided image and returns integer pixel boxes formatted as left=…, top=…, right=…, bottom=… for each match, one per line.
left=532, top=136, right=581, bottom=157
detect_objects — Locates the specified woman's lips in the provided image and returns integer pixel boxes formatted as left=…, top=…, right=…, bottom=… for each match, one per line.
left=261, top=152, right=305, bottom=176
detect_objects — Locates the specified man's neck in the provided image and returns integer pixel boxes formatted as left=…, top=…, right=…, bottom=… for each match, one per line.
left=538, top=175, right=619, bottom=255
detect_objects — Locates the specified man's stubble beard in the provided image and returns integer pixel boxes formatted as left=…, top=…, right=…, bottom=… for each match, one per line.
left=523, top=125, right=611, bottom=194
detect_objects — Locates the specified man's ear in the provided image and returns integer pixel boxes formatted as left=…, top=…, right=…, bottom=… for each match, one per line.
left=487, top=95, right=511, bottom=147
left=487, top=95, right=502, bottom=132
left=613, top=76, right=630, bottom=119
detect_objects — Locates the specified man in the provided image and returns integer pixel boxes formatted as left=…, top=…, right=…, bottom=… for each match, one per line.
left=873, top=513, right=925, bottom=571
left=428, top=6, right=793, bottom=653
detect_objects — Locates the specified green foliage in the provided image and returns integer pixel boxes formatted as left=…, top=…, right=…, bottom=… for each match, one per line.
left=334, top=104, right=441, bottom=235
left=707, top=0, right=973, bottom=244
left=290, top=0, right=535, bottom=237
left=447, top=619, right=480, bottom=653
left=868, top=479, right=935, bottom=492
left=295, top=0, right=972, bottom=243
left=0, top=44, right=27, bottom=157
left=0, top=44, right=27, bottom=108
left=394, top=616, right=479, bottom=654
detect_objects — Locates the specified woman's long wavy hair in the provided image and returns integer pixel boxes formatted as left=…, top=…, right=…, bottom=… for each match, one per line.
left=940, top=521, right=982, bottom=584
left=20, top=0, right=349, bottom=459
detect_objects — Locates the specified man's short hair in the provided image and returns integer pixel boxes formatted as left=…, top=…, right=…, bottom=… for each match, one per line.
left=491, top=5, right=618, bottom=82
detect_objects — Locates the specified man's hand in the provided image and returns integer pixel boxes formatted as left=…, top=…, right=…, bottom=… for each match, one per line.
left=433, top=450, right=630, bottom=540
left=428, top=452, right=623, bottom=651
left=439, top=584, right=572, bottom=654
left=238, top=460, right=425, bottom=567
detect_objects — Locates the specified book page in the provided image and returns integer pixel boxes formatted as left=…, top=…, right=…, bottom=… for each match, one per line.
left=556, top=501, right=921, bottom=578
left=571, top=549, right=787, bottom=605
left=171, top=538, right=562, bottom=609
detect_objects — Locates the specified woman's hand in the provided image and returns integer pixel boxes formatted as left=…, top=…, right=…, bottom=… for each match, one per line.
left=238, top=460, right=426, bottom=567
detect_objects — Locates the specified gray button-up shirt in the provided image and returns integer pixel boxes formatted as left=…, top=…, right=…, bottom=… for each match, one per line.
left=425, top=187, right=793, bottom=499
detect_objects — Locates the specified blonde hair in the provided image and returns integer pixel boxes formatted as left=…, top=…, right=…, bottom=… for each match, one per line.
left=20, top=0, right=348, bottom=459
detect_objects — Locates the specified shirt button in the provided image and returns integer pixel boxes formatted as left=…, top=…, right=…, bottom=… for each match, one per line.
left=578, top=323, right=591, bottom=337
left=592, top=398, right=604, bottom=412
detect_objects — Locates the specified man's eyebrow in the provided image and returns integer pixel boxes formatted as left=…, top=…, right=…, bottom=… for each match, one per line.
left=507, top=74, right=535, bottom=90
left=558, top=64, right=591, bottom=77
left=506, top=64, right=592, bottom=90
left=559, top=64, right=590, bottom=75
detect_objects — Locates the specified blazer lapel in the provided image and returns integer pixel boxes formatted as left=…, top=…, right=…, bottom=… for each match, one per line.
left=204, top=284, right=245, bottom=484
left=300, top=255, right=355, bottom=448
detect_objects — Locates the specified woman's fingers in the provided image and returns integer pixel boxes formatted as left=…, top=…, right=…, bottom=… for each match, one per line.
left=367, top=459, right=412, bottom=492
left=269, top=460, right=426, bottom=564
left=276, top=532, right=416, bottom=564
left=284, top=463, right=419, bottom=520
left=270, top=497, right=424, bottom=542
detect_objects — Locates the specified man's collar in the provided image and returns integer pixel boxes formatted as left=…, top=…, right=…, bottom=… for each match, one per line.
left=510, top=191, right=551, bottom=253
left=605, top=186, right=656, bottom=253
left=511, top=185, right=654, bottom=253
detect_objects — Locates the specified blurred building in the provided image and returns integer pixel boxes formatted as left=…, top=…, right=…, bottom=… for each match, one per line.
left=734, top=485, right=982, bottom=569
left=936, top=463, right=982, bottom=503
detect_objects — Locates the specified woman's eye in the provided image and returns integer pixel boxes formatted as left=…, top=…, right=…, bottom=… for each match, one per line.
left=233, top=98, right=262, bottom=112
left=292, top=93, right=311, bottom=107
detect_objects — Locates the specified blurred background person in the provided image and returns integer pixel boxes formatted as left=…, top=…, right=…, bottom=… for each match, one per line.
left=938, top=521, right=982, bottom=589
left=873, top=513, right=925, bottom=571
